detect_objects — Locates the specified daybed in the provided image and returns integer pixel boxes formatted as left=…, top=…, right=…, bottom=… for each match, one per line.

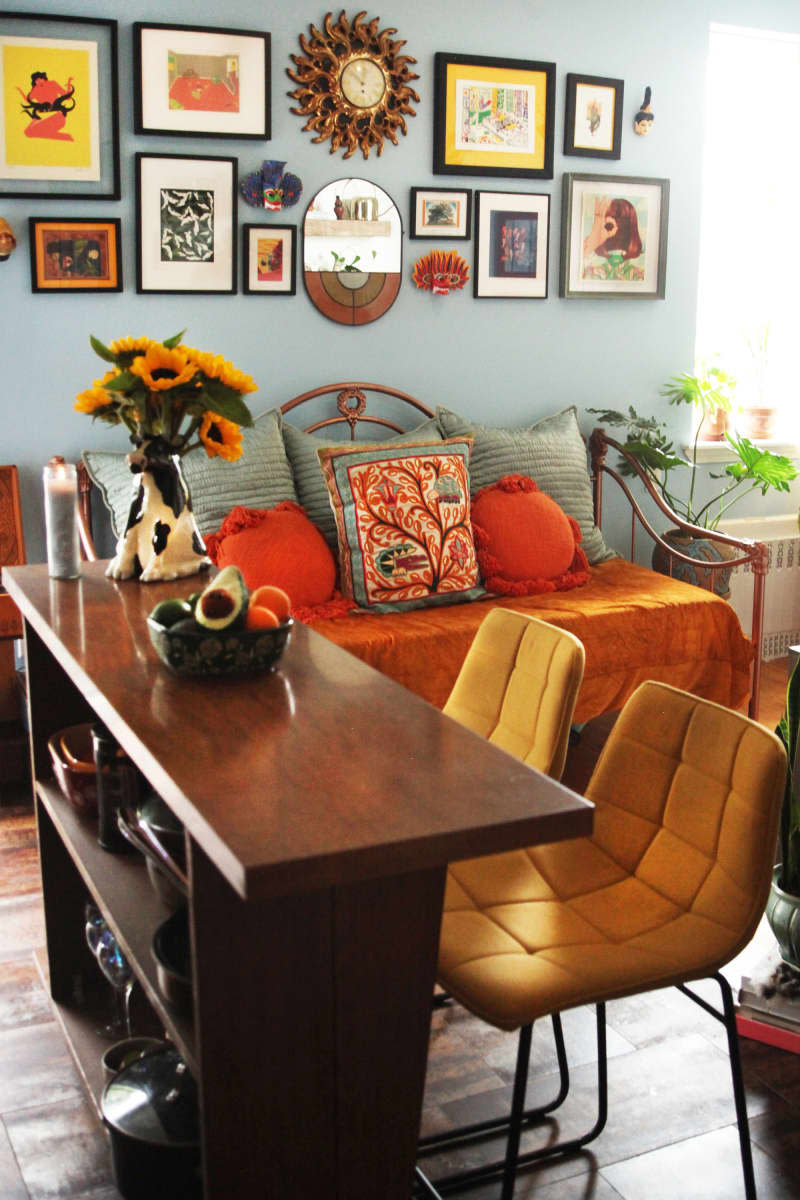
left=77, top=382, right=766, bottom=722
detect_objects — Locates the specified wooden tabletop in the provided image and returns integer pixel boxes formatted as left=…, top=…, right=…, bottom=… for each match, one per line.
left=4, top=562, right=593, bottom=900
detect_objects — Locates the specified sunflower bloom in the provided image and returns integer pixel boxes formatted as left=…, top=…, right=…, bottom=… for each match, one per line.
left=185, top=348, right=257, bottom=394
left=199, top=412, right=243, bottom=461
left=75, top=386, right=116, bottom=414
left=109, top=336, right=153, bottom=357
left=129, top=344, right=198, bottom=391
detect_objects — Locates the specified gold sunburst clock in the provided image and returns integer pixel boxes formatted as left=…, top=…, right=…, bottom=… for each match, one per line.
left=287, top=10, right=420, bottom=160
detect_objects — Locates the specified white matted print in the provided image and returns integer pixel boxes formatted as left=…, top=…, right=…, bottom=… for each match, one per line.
left=243, top=223, right=296, bottom=294
left=409, top=187, right=471, bottom=239
left=573, top=82, right=616, bottom=152
left=134, top=23, right=269, bottom=138
left=474, top=190, right=549, bottom=299
left=560, top=173, right=668, bottom=299
left=136, top=152, right=236, bottom=293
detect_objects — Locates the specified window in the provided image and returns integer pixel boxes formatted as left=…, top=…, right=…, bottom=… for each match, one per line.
left=696, top=24, right=800, bottom=443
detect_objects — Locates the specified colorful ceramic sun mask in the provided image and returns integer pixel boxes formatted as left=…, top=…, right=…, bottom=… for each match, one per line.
left=412, top=250, right=469, bottom=295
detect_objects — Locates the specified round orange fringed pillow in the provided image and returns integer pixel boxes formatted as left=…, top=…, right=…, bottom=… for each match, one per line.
left=204, top=501, right=342, bottom=612
left=471, top=474, right=590, bottom=596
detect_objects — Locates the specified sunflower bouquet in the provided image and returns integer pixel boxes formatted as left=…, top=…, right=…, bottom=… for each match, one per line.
left=75, top=330, right=256, bottom=461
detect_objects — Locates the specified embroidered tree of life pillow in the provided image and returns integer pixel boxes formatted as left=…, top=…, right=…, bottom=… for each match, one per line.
left=318, top=438, right=484, bottom=612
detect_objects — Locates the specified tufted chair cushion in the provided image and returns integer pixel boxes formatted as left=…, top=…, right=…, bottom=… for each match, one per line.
left=439, top=681, right=786, bottom=1031
left=442, top=609, right=585, bottom=782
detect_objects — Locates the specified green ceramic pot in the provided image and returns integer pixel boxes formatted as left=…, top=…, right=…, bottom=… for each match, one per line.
left=765, top=865, right=800, bottom=971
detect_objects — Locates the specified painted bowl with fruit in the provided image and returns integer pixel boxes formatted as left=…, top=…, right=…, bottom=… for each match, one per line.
left=146, top=569, right=293, bottom=678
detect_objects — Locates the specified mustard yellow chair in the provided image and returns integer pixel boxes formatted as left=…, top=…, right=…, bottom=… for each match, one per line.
left=418, top=681, right=786, bottom=1200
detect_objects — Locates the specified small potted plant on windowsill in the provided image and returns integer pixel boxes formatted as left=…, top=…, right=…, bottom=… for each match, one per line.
left=588, top=364, right=798, bottom=597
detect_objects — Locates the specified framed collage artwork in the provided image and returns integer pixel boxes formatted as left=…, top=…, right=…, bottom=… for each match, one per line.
left=0, top=12, right=120, bottom=199
left=473, top=190, right=550, bottom=299
left=433, top=52, right=555, bottom=179
left=409, top=187, right=471, bottom=239
left=560, top=173, right=669, bottom=299
left=28, top=216, right=121, bottom=292
left=563, top=73, right=624, bottom=159
left=136, top=152, right=237, bottom=294
left=243, top=223, right=296, bottom=295
left=133, top=22, right=270, bottom=139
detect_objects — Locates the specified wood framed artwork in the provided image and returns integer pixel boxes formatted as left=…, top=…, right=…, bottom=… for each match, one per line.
left=136, top=152, right=237, bottom=294
left=563, top=73, right=624, bottom=159
left=133, top=22, right=270, bottom=139
left=409, top=187, right=471, bottom=239
left=243, top=224, right=296, bottom=295
left=433, top=52, right=555, bottom=179
left=0, top=12, right=120, bottom=200
left=29, top=216, right=121, bottom=292
left=560, top=173, right=669, bottom=300
left=473, top=190, right=550, bottom=299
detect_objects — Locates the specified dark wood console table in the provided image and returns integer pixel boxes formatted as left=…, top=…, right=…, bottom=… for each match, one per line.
left=2, top=562, right=593, bottom=1200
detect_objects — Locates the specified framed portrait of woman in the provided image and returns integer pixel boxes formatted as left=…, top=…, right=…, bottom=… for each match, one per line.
left=560, top=173, right=669, bottom=299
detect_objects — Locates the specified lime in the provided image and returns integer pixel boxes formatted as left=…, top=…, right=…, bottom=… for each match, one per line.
left=149, top=598, right=194, bottom=628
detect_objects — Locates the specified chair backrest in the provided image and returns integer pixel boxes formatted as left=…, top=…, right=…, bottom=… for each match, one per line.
left=442, top=609, right=586, bottom=781
left=0, top=465, right=25, bottom=640
left=585, top=680, right=786, bottom=952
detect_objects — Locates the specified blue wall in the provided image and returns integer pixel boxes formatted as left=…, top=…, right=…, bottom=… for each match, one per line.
left=4, top=0, right=800, bottom=562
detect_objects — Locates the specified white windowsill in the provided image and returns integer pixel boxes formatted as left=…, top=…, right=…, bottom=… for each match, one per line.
left=688, top=440, right=800, bottom=463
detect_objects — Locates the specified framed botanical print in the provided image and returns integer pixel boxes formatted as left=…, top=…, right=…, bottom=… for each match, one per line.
left=133, top=22, right=270, bottom=139
left=243, top=224, right=296, bottom=295
left=136, top=152, right=237, bottom=294
left=29, top=216, right=121, bottom=292
left=563, top=73, right=624, bottom=159
left=0, top=12, right=120, bottom=199
left=560, top=173, right=669, bottom=299
left=409, top=187, right=471, bottom=239
left=473, top=190, right=550, bottom=299
left=433, top=52, right=555, bottom=179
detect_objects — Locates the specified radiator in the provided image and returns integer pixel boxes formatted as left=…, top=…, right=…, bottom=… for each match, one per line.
left=724, top=515, right=800, bottom=661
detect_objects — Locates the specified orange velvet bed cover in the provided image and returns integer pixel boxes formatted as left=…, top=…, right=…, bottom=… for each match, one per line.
left=311, top=559, right=754, bottom=722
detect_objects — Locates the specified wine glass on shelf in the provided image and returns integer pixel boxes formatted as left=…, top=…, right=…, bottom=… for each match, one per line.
left=84, top=901, right=134, bottom=1040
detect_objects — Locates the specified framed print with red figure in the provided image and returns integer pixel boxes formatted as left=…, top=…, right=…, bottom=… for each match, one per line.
left=243, top=224, right=296, bottom=295
left=0, top=12, right=120, bottom=199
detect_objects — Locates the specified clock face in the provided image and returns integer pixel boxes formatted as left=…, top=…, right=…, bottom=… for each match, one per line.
left=340, top=58, right=386, bottom=109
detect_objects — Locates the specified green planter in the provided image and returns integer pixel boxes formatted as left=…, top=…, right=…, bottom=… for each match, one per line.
left=765, top=865, right=800, bottom=971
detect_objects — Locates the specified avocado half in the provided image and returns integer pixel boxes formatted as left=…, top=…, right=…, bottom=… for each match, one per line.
left=195, top=565, right=248, bottom=631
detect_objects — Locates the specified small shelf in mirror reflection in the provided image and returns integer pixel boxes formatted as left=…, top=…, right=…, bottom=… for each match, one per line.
left=306, top=219, right=392, bottom=238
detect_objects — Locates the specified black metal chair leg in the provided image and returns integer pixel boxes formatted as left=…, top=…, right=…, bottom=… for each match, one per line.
left=501, top=1023, right=532, bottom=1200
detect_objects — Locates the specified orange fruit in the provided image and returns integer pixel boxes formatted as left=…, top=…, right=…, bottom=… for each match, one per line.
left=244, top=605, right=280, bottom=630
left=249, top=585, right=291, bottom=622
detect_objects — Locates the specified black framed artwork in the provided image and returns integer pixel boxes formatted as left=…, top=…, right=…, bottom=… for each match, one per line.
left=29, top=216, right=122, bottom=292
left=409, top=187, right=472, bottom=239
left=433, top=52, right=556, bottom=179
left=563, top=73, right=624, bottom=160
left=133, top=22, right=270, bottom=139
left=473, top=190, right=550, bottom=299
left=242, top=223, right=296, bottom=295
left=0, top=12, right=120, bottom=200
left=136, top=152, right=237, bottom=294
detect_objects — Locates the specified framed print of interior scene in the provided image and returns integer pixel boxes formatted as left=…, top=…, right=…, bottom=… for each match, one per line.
left=29, top=216, right=121, bottom=292
left=0, top=12, right=120, bottom=199
left=563, top=73, right=624, bottom=159
left=133, top=22, right=270, bottom=139
left=243, top=223, right=296, bottom=294
left=433, top=52, right=555, bottom=179
left=560, top=173, right=669, bottom=299
left=473, top=190, right=550, bottom=299
left=410, top=187, right=472, bottom=239
left=136, top=152, right=237, bottom=294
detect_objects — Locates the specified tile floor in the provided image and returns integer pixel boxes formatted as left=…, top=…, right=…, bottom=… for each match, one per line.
left=0, top=659, right=798, bottom=1198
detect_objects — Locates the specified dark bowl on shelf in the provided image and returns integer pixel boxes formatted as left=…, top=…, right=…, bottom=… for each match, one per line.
left=146, top=616, right=293, bottom=678
left=47, top=723, right=99, bottom=814
left=152, top=906, right=192, bottom=1013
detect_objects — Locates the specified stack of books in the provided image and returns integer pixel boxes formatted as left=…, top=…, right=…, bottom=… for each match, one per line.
left=736, top=945, right=800, bottom=1053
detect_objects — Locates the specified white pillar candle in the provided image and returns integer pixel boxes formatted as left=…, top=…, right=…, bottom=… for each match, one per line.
left=43, top=457, right=80, bottom=580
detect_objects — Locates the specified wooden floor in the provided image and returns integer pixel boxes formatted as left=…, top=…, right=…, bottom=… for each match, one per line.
left=0, top=660, right=798, bottom=1198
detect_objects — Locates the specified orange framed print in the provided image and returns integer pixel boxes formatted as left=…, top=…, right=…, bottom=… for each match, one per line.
left=29, top=216, right=121, bottom=292
left=0, top=13, right=120, bottom=199
left=433, top=52, right=555, bottom=179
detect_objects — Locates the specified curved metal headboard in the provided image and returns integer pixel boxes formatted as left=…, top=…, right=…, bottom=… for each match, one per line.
left=280, top=381, right=433, bottom=439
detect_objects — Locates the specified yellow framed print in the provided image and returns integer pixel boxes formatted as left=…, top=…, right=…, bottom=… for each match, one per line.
left=433, top=52, right=555, bottom=179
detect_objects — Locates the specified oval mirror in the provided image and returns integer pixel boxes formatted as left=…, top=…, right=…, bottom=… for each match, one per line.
left=303, top=177, right=402, bottom=325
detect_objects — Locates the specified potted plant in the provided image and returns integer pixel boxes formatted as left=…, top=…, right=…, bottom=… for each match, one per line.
left=588, top=366, right=797, bottom=596
left=767, top=657, right=800, bottom=970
